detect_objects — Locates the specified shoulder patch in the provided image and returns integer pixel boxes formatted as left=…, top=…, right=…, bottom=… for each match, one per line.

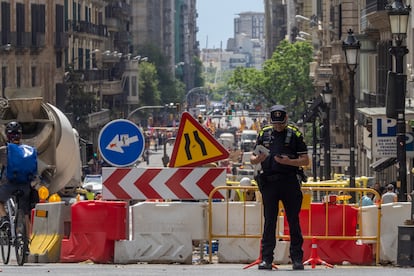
left=287, top=124, right=302, bottom=137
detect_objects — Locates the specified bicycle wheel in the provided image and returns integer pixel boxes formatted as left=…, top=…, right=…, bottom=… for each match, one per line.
left=14, top=209, right=28, bottom=266
left=0, top=226, right=11, bottom=264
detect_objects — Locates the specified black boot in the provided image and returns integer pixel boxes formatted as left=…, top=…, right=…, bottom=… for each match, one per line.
left=258, top=260, right=273, bottom=270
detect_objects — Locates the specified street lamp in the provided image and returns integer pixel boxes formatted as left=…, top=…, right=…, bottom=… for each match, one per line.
left=387, top=0, right=411, bottom=202
left=305, top=99, right=318, bottom=181
left=321, top=83, right=332, bottom=180
left=342, top=29, right=360, bottom=191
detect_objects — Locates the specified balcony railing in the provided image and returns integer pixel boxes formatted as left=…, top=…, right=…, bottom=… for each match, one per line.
left=101, top=80, right=122, bottom=96
left=365, top=0, right=388, bottom=14
left=54, top=32, right=68, bottom=49
left=30, top=32, right=45, bottom=49
left=75, top=69, right=110, bottom=82
left=10, top=32, right=30, bottom=49
left=361, top=0, right=389, bottom=33
left=65, top=20, right=108, bottom=37
left=114, top=31, right=130, bottom=43
left=108, top=2, right=131, bottom=18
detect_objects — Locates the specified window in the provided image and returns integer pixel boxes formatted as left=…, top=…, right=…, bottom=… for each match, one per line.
left=16, top=3, right=25, bottom=47
left=131, top=76, right=137, bottom=96
left=31, top=4, right=45, bottom=45
left=16, top=67, right=21, bottom=88
left=1, top=2, right=11, bottom=45
left=31, top=67, right=36, bottom=87
left=1, top=67, right=6, bottom=97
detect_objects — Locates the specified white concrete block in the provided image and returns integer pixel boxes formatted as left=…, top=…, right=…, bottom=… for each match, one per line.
left=131, top=201, right=208, bottom=240
left=218, top=238, right=260, bottom=263
left=217, top=238, right=290, bottom=264
left=360, top=202, right=411, bottom=263
left=211, top=202, right=262, bottom=235
left=114, top=232, right=192, bottom=264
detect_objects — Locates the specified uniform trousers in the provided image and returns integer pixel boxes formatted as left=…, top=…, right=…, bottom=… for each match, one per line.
left=259, top=172, right=304, bottom=263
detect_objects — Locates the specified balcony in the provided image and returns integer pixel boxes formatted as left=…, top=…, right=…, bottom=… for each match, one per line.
left=54, top=32, right=68, bottom=49
left=106, top=18, right=120, bottom=32
left=114, top=31, right=130, bottom=43
left=88, top=109, right=111, bottom=128
left=361, top=0, right=389, bottom=32
left=108, top=2, right=131, bottom=18
left=65, top=20, right=108, bottom=37
left=76, top=69, right=110, bottom=82
left=101, top=80, right=122, bottom=96
left=10, top=32, right=30, bottom=50
left=30, top=32, right=45, bottom=51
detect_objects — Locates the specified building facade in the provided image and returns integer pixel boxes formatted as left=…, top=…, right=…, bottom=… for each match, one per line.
left=0, top=0, right=66, bottom=103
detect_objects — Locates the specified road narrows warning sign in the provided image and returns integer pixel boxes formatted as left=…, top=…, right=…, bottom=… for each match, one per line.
left=169, top=112, right=229, bottom=167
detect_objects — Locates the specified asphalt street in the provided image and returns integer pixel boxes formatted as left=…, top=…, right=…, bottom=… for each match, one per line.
left=0, top=263, right=413, bottom=276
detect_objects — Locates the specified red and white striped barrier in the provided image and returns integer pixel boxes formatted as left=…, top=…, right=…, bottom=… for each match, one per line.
left=102, top=167, right=227, bottom=200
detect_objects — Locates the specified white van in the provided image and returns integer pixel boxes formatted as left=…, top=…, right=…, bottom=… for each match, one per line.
left=219, top=132, right=235, bottom=149
left=196, top=104, right=207, bottom=114
left=240, top=130, right=258, bottom=152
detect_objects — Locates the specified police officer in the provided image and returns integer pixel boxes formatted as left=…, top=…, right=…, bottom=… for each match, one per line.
left=250, top=105, right=309, bottom=270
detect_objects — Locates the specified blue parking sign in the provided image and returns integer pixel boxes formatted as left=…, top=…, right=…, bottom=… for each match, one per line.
left=98, top=119, right=145, bottom=167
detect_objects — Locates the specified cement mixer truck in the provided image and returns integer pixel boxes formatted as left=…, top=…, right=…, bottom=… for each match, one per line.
left=0, top=87, right=82, bottom=197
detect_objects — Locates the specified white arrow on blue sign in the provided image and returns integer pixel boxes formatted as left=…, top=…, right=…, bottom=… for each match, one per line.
left=98, top=119, right=145, bottom=167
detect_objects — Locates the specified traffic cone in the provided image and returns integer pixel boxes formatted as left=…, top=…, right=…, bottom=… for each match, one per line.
left=303, top=237, right=334, bottom=269
left=243, top=240, right=278, bottom=270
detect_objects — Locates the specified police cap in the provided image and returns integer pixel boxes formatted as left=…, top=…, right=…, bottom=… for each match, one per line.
left=270, top=105, right=287, bottom=124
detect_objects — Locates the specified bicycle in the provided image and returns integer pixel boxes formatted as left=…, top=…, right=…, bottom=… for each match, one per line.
left=0, top=189, right=29, bottom=266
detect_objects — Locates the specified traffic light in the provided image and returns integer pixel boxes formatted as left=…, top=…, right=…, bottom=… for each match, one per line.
left=175, top=103, right=181, bottom=113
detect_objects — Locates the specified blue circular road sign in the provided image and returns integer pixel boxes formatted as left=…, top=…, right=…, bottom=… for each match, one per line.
left=98, top=119, right=145, bottom=167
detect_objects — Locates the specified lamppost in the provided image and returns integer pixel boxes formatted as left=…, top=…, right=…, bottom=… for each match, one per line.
left=304, top=99, right=319, bottom=181
left=342, top=29, right=360, bottom=191
left=321, top=83, right=332, bottom=180
left=185, top=86, right=205, bottom=111
left=387, top=0, right=411, bottom=202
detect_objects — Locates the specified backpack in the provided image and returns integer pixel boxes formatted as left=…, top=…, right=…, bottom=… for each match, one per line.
left=6, top=143, right=38, bottom=183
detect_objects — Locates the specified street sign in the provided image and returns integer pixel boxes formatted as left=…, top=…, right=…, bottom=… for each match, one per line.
left=102, top=167, right=227, bottom=200
left=98, top=119, right=145, bottom=167
left=373, top=117, right=414, bottom=158
left=169, top=112, right=229, bottom=167
left=319, top=148, right=357, bottom=167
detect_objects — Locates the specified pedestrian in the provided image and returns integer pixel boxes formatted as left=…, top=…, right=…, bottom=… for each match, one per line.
left=250, top=105, right=309, bottom=270
left=361, top=191, right=374, bottom=206
left=232, top=177, right=259, bottom=202
left=382, top=183, right=398, bottom=204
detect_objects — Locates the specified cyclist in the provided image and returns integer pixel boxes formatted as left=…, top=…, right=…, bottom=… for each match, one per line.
left=0, top=121, right=38, bottom=231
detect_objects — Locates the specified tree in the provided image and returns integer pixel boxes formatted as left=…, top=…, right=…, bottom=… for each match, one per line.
left=228, top=40, right=314, bottom=122
left=136, top=43, right=186, bottom=105
left=139, top=61, right=160, bottom=106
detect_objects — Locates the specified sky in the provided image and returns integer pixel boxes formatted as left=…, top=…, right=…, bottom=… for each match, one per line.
left=196, top=0, right=264, bottom=49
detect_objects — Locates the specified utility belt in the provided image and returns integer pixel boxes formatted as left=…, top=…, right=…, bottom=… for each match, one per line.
left=258, top=169, right=307, bottom=183
left=259, top=171, right=296, bottom=182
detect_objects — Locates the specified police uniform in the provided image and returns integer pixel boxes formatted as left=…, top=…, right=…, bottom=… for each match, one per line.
left=254, top=105, right=308, bottom=270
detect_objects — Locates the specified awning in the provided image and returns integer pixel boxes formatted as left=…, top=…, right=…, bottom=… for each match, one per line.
left=370, top=157, right=397, bottom=172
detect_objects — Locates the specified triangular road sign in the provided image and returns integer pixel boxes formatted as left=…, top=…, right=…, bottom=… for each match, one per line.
left=169, top=112, right=229, bottom=167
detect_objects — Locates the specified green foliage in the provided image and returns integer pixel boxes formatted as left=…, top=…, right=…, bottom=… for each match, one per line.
left=193, top=56, right=204, bottom=88
left=136, top=44, right=196, bottom=106
left=228, top=40, right=315, bottom=122
left=139, top=61, right=160, bottom=105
